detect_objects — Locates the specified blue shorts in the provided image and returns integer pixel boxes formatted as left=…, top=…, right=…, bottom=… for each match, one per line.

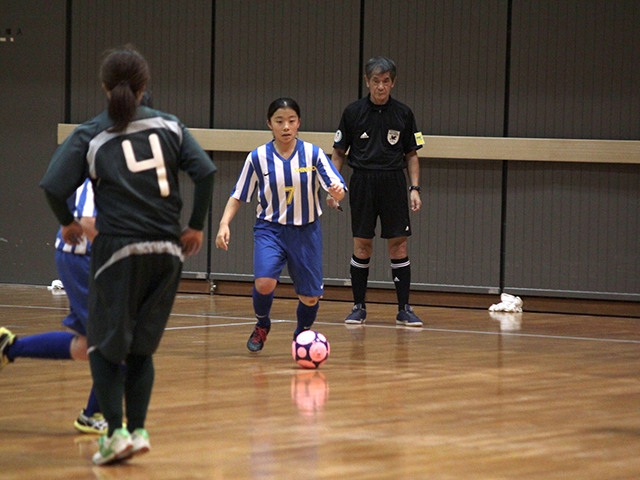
left=253, top=219, right=324, bottom=297
left=55, top=250, right=90, bottom=336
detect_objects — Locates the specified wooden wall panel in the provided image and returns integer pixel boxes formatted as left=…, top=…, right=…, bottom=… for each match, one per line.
left=414, top=159, right=502, bottom=292
left=211, top=0, right=361, bottom=284
left=355, top=0, right=506, bottom=292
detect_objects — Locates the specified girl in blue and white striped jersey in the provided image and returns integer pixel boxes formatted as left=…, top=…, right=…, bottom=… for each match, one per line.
left=1, top=179, right=106, bottom=434
left=216, top=98, right=346, bottom=353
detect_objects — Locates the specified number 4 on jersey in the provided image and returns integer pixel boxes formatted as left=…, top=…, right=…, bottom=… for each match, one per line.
left=121, top=133, right=170, bottom=197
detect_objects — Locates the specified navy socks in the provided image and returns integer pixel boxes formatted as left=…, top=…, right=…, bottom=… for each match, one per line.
left=293, top=301, right=320, bottom=339
left=253, top=286, right=274, bottom=328
left=7, top=331, right=74, bottom=361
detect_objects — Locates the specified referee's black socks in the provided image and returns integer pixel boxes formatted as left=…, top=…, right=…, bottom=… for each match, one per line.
left=350, top=255, right=370, bottom=306
left=391, top=257, right=411, bottom=310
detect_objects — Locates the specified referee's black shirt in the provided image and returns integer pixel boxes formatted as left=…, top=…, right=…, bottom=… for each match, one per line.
left=333, top=95, right=422, bottom=171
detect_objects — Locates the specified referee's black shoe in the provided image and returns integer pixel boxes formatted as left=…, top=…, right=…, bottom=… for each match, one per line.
left=396, top=305, right=423, bottom=327
left=345, top=304, right=367, bottom=325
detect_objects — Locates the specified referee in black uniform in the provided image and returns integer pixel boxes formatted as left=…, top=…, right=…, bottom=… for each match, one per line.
left=329, top=56, right=424, bottom=327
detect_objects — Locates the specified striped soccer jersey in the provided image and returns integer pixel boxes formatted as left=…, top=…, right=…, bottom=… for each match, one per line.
left=231, top=139, right=345, bottom=225
left=54, top=178, right=95, bottom=255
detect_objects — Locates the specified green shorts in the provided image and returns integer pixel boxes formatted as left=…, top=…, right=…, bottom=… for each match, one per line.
left=87, top=235, right=183, bottom=363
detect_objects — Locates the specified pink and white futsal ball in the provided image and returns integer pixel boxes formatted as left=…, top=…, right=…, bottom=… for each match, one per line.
left=292, top=330, right=330, bottom=369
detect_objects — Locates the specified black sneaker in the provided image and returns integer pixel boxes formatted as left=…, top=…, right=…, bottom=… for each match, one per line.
left=396, top=305, right=423, bottom=327
left=247, top=325, right=270, bottom=352
left=345, top=304, right=367, bottom=325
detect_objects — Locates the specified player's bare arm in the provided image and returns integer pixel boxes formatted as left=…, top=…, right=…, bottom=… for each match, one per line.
left=215, top=197, right=242, bottom=250
left=327, top=148, right=348, bottom=210
left=405, top=150, right=422, bottom=212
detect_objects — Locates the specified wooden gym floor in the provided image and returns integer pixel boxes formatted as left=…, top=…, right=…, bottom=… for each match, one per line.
left=1, top=283, right=640, bottom=480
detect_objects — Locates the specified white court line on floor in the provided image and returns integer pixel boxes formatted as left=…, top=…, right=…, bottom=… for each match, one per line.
left=3, top=304, right=640, bottom=345
left=166, top=314, right=640, bottom=345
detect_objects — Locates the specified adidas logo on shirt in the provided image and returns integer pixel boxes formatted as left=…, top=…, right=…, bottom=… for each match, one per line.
left=360, top=132, right=369, bottom=139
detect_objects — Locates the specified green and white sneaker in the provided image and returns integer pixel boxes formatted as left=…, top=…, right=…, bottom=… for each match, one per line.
left=116, top=428, right=151, bottom=461
left=130, top=429, right=151, bottom=457
left=92, top=428, right=133, bottom=465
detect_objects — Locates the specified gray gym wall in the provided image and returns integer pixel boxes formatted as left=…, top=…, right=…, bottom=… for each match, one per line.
left=0, top=0, right=638, bottom=303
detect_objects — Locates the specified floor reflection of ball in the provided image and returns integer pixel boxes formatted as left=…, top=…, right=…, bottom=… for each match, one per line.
left=291, top=370, right=329, bottom=415
left=292, top=330, right=330, bottom=369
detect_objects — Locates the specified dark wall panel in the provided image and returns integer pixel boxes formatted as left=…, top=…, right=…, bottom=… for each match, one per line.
left=0, top=1, right=66, bottom=284
left=505, top=163, right=640, bottom=300
left=415, top=159, right=502, bottom=292
left=213, top=0, right=360, bottom=131
left=364, top=0, right=508, bottom=137
left=509, top=1, right=640, bottom=139
left=70, top=0, right=212, bottom=127
left=209, top=152, right=258, bottom=282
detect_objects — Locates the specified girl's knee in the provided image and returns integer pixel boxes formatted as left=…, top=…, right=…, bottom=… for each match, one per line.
left=299, top=295, right=320, bottom=306
left=254, top=277, right=277, bottom=295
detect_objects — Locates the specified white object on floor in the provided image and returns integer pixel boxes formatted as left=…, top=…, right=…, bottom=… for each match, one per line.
left=489, top=311, right=523, bottom=331
left=47, top=279, right=66, bottom=295
left=489, top=292, right=523, bottom=313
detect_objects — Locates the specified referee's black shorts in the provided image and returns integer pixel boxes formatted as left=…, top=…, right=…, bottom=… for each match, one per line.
left=348, top=169, right=412, bottom=239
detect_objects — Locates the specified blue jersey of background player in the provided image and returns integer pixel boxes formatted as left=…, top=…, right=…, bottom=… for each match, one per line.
left=0, top=178, right=107, bottom=434
left=216, top=97, right=346, bottom=353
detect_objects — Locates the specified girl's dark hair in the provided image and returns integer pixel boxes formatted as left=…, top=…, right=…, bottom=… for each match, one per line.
left=267, top=97, right=301, bottom=120
left=100, top=46, right=150, bottom=132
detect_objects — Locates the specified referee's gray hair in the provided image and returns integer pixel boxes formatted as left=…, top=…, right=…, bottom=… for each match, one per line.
left=365, top=56, right=397, bottom=80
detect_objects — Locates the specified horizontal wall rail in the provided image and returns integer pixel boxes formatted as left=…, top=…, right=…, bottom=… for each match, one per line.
left=58, top=124, right=640, bottom=164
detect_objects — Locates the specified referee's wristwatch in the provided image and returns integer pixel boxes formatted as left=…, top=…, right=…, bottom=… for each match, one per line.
left=409, top=185, right=421, bottom=194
